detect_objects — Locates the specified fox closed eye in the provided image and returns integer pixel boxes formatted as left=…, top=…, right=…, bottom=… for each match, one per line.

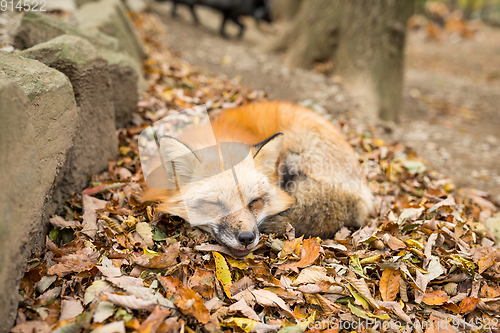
left=248, top=197, right=264, bottom=211
left=197, top=200, right=225, bottom=214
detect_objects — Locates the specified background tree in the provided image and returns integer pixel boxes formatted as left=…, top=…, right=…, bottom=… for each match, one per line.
left=270, top=0, right=415, bottom=122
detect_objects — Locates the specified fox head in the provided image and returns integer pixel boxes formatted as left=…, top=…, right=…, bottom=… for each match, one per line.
left=151, top=133, right=295, bottom=257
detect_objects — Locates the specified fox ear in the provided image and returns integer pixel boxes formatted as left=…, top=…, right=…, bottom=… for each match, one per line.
left=253, top=133, right=284, bottom=177
left=158, top=135, right=198, bottom=186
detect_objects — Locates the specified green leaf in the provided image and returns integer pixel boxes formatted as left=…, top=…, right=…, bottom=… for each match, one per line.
left=404, top=160, right=426, bottom=175
left=346, top=285, right=370, bottom=310
left=152, top=226, right=167, bottom=242
left=49, top=229, right=59, bottom=242
left=348, top=302, right=390, bottom=320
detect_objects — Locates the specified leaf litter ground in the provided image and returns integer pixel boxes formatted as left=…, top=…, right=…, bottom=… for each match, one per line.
left=11, top=12, right=500, bottom=333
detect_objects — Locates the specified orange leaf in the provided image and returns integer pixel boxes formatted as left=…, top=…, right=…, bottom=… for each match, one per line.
left=385, top=235, right=406, bottom=251
left=458, top=296, right=481, bottom=314
left=138, top=306, right=171, bottom=333
left=478, top=252, right=498, bottom=274
left=134, top=242, right=180, bottom=269
left=279, top=236, right=303, bottom=259
left=422, top=290, right=450, bottom=305
left=379, top=269, right=401, bottom=302
left=157, top=276, right=210, bottom=324
left=279, top=237, right=321, bottom=271
left=189, top=268, right=215, bottom=299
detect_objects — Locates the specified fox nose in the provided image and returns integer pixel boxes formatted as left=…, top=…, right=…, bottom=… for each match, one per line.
left=237, top=232, right=255, bottom=246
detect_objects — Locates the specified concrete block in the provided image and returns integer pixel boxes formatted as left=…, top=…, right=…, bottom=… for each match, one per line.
left=100, top=48, right=142, bottom=127
left=0, top=79, right=43, bottom=333
left=75, top=0, right=98, bottom=7
left=14, top=11, right=119, bottom=51
left=0, top=50, right=79, bottom=197
left=20, top=34, right=118, bottom=197
left=78, top=0, right=146, bottom=63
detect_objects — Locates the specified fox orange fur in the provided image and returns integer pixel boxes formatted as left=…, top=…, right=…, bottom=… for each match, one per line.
left=142, top=101, right=373, bottom=256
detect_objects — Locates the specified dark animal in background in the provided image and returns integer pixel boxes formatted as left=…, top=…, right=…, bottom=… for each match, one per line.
left=156, top=0, right=272, bottom=38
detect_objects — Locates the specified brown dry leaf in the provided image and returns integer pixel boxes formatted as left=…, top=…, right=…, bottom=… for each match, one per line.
left=480, top=284, right=500, bottom=298
left=279, top=237, right=320, bottom=272
left=316, top=294, right=340, bottom=315
left=428, top=196, right=456, bottom=213
left=251, top=289, right=295, bottom=319
left=291, top=266, right=335, bottom=286
left=379, top=268, right=401, bottom=302
left=134, top=242, right=180, bottom=269
left=134, top=222, right=154, bottom=248
left=137, top=306, right=171, bottom=333
left=229, top=299, right=260, bottom=321
left=189, top=268, right=215, bottom=299
left=158, top=276, right=210, bottom=324
left=424, top=232, right=439, bottom=268
left=59, top=297, right=83, bottom=322
left=97, top=265, right=121, bottom=278
left=478, top=251, right=498, bottom=274
left=345, top=276, right=379, bottom=310
left=10, top=321, right=51, bottom=333
left=194, top=243, right=239, bottom=257
left=414, top=270, right=431, bottom=303
left=92, top=321, right=126, bottom=333
left=377, top=301, right=411, bottom=323
left=422, top=290, right=450, bottom=305
left=49, top=216, right=80, bottom=228
left=103, top=293, right=156, bottom=311
left=458, top=296, right=481, bottom=314
left=81, top=194, right=107, bottom=239
left=424, top=314, right=456, bottom=333
left=47, top=248, right=99, bottom=277
left=229, top=276, right=254, bottom=296
left=382, top=234, right=406, bottom=251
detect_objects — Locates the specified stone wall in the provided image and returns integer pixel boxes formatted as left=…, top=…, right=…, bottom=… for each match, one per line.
left=0, top=2, right=145, bottom=331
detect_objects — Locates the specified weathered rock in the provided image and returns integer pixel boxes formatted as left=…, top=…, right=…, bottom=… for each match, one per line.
left=20, top=34, right=118, bottom=198
left=13, top=11, right=144, bottom=125
left=78, top=0, right=146, bottom=63
left=75, top=0, right=98, bottom=7
left=0, top=79, right=43, bottom=333
left=0, top=50, right=79, bottom=197
left=100, top=48, right=141, bottom=127
left=13, top=11, right=118, bottom=51
left=124, top=0, right=147, bottom=13
left=45, top=0, right=77, bottom=12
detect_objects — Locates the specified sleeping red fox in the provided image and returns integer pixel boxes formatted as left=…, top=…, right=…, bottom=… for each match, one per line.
left=142, top=101, right=373, bottom=256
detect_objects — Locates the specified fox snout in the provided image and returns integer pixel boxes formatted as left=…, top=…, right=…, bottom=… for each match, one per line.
left=237, top=232, right=256, bottom=246
left=214, top=208, right=260, bottom=256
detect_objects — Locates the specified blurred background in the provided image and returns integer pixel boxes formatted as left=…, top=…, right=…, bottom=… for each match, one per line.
left=143, top=0, right=500, bottom=200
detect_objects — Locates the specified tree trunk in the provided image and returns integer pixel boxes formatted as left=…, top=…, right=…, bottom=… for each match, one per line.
left=270, top=0, right=302, bottom=21
left=270, top=0, right=415, bottom=122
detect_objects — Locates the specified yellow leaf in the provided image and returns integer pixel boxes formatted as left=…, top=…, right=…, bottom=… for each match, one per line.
left=360, top=254, right=383, bottom=265
left=213, top=252, right=232, bottom=298
left=223, top=318, right=281, bottom=333
left=226, top=257, right=248, bottom=270
left=223, top=318, right=256, bottom=332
